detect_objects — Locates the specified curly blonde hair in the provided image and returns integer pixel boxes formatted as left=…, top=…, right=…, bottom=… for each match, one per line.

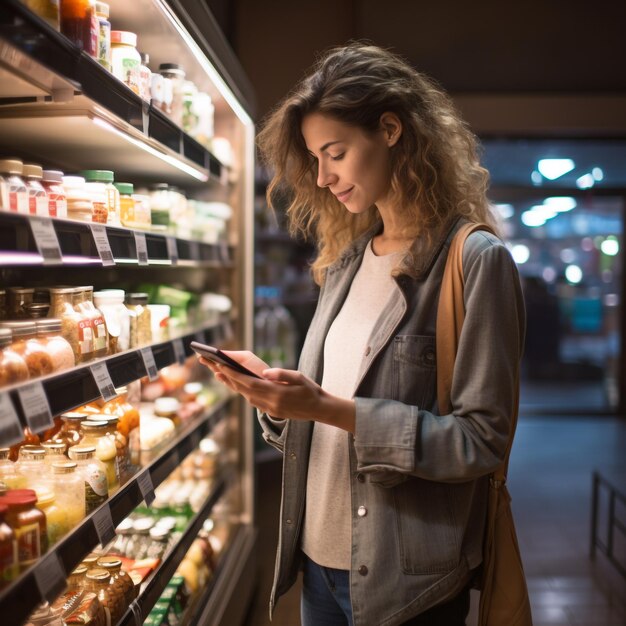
left=257, top=42, right=498, bottom=285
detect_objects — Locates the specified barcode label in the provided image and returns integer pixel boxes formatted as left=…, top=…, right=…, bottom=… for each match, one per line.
left=17, top=382, right=53, bottom=433
left=137, top=470, right=155, bottom=507
left=140, top=347, right=158, bottom=381
left=90, top=363, right=118, bottom=402
left=90, top=224, right=115, bottom=266
left=134, top=232, right=149, bottom=265
left=34, top=552, right=66, bottom=601
left=93, top=505, right=116, bottom=547
left=30, top=216, right=62, bottom=264
left=172, top=338, right=186, bottom=364
left=166, top=236, right=178, bottom=265
left=0, top=392, right=24, bottom=447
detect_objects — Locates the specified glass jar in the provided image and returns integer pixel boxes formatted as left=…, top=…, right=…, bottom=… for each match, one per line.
left=75, top=286, right=107, bottom=358
left=0, top=328, right=29, bottom=388
left=0, top=320, right=54, bottom=379
left=147, top=526, right=170, bottom=560
left=93, top=290, right=130, bottom=354
left=41, top=441, right=66, bottom=466
left=81, top=170, right=120, bottom=226
left=35, top=318, right=75, bottom=372
left=131, top=193, right=151, bottom=229
left=114, top=182, right=136, bottom=227
left=84, top=181, right=109, bottom=224
left=0, top=502, right=18, bottom=589
left=63, top=175, right=99, bottom=223
left=110, top=31, right=140, bottom=94
left=149, top=184, right=171, bottom=231
left=8, top=427, right=40, bottom=462
left=86, top=415, right=129, bottom=485
left=101, top=387, right=139, bottom=439
left=23, top=164, right=48, bottom=217
left=51, top=412, right=87, bottom=453
left=96, top=556, right=135, bottom=604
left=0, top=489, right=48, bottom=570
left=7, top=287, right=34, bottom=319
left=51, top=461, right=85, bottom=529
left=94, top=1, right=111, bottom=71
left=15, top=445, right=53, bottom=496
left=138, top=52, right=152, bottom=102
left=109, top=518, right=133, bottom=557
left=0, top=448, right=27, bottom=489
left=158, top=63, right=186, bottom=126
left=24, top=302, right=50, bottom=319
left=60, top=0, right=98, bottom=57
left=0, top=289, right=6, bottom=320
left=130, top=517, right=154, bottom=559
left=125, top=292, right=151, bottom=348
left=42, top=170, right=67, bottom=219
left=36, top=490, right=69, bottom=546
left=85, top=567, right=124, bottom=626
left=68, top=444, right=108, bottom=513
left=79, top=421, right=118, bottom=494
left=67, top=564, right=88, bottom=594
left=49, top=287, right=93, bottom=363
left=0, top=159, right=28, bottom=214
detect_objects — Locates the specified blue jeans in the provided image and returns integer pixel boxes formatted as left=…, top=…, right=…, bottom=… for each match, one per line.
left=301, top=555, right=470, bottom=626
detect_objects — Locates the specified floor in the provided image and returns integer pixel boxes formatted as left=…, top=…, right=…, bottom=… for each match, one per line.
left=244, top=415, right=626, bottom=626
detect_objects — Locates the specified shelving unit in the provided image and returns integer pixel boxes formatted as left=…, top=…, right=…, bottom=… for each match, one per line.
left=0, top=0, right=256, bottom=624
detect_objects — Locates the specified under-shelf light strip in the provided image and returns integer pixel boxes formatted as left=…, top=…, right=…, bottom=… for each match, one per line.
left=92, top=117, right=209, bottom=182
left=154, top=0, right=253, bottom=127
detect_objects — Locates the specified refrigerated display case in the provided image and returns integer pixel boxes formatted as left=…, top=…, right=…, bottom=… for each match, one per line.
left=0, top=1, right=256, bottom=624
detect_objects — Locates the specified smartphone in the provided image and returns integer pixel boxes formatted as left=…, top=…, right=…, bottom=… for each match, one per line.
left=190, top=342, right=262, bottom=379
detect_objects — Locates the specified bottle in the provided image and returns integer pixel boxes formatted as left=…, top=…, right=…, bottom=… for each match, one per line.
left=93, top=289, right=130, bottom=354
left=81, top=170, right=120, bottom=226
left=63, top=175, right=96, bottom=223
left=158, top=63, right=186, bottom=125
left=0, top=448, right=27, bottom=489
left=94, top=1, right=111, bottom=71
left=86, top=415, right=129, bottom=485
left=41, top=170, right=67, bottom=218
left=0, top=328, right=29, bottom=388
left=35, top=318, right=75, bottom=372
left=85, top=567, right=123, bottom=625
left=75, top=286, right=108, bottom=358
left=0, top=159, right=28, bottom=214
left=51, top=461, right=86, bottom=530
left=36, top=490, right=69, bottom=546
left=125, top=292, right=151, bottom=347
left=79, top=421, right=118, bottom=494
left=48, top=287, right=93, bottom=363
left=138, top=52, right=152, bottom=102
left=114, top=182, right=135, bottom=227
left=96, top=556, right=135, bottom=604
left=131, top=192, right=151, bottom=229
left=23, top=164, right=48, bottom=216
left=84, top=180, right=109, bottom=224
left=67, top=444, right=108, bottom=513
left=41, top=441, right=66, bottom=467
left=15, top=445, right=53, bottom=497
left=110, top=31, right=141, bottom=94
left=60, top=0, right=98, bottom=57
left=51, top=412, right=87, bottom=453
left=0, top=502, right=18, bottom=589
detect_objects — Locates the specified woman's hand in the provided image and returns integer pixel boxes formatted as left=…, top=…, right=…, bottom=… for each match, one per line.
left=197, top=350, right=356, bottom=432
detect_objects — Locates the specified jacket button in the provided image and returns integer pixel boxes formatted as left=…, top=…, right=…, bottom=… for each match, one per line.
left=356, top=473, right=365, bottom=483
left=358, top=565, right=368, bottom=576
left=357, top=505, right=367, bottom=517
left=364, top=346, right=371, bottom=356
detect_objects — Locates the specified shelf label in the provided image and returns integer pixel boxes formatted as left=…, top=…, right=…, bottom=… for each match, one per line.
left=0, top=392, right=24, bottom=447
left=17, top=382, right=53, bottom=433
left=93, top=504, right=116, bottom=547
left=166, top=236, right=178, bottom=265
left=137, top=470, right=155, bottom=507
left=172, top=338, right=186, bottom=365
left=134, top=232, right=149, bottom=265
left=140, top=347, right=158, bottom=382
left=90, top=224, right=115, bottom=266
left=90, top=362, right=118, bottom=402
left=34, top=552, right=66, bottom=601
left=129, top=600, right=143, bottom=626
left=30, top=216, right=62, bottom=264
left=141, top=101, right=150, bottom=136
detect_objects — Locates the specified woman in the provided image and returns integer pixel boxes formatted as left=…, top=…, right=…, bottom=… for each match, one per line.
left=199, top=43, right=525, bottom=626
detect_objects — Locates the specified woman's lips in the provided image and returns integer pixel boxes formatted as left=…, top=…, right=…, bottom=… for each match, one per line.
left=335, top=187, right=354, bottom=202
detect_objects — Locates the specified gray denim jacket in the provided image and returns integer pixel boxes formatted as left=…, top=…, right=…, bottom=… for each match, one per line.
left=258, top=218, right=526, bottom=626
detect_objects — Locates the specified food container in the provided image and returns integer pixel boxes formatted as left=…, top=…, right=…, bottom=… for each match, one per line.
left=41, top=170, right=67, bottom=218
left=49, top=287, right=93, bottom=363
left=52, top=412, right=88, bottom=453
left=36, top=490, right=69, bottom=546
left=68, top=444, right=108, bottom=513
left=81, top=170, right=120, bottom=226
left=94, top=1, right=111, bottom=71
left=125, top=293, right=151, bottom=347
left=158, top=63, right=185, bottom=126
left=7, top=287, right=34, bottom=319
left=35, top=318, right=75, bottom=372
left=15, top=445, right=53, bottom=496
left=0, top=320, right=54, bottom=379
left=79, top=420, right=119, bottom=494
left=0, top=328, right=29, bottom=388
left=23, top=163, right=48, bottom=216
left=60, top=0, right=98, bottom=56
left=111, top=30, right=140, bottom=94
left=0, top=159, right=28, bottom=214
left=86, top=415, right=129, bottom=484
left=63, top=175, right=103, bottom=223
left=51, top=461, right=86, bottom=529
left=75, top=286, right=107, bottom=358
left=93, top=289, right=130, bottom=354
left=0, top=502, right=18, bottom=588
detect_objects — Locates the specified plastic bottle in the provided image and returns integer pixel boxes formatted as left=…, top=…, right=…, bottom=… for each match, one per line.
left=94, top=1, right=111, bottom=71
left=75, top=286, right=108, bottom=358
left=0, top=159, right=28, bottom=214
left=60, top=0, right=98, bottom=57
left=110, top=31, right=140, bottom=94
left=51, top=461, right=86, bottom=529
left=81, top=169, right=120, bottom=226
left=93, top=289, right=130, bottom=354
left=114, top=182, right=135, bottom=227
left=41, top=170, right=67, bottom=218
left=23, top=164, right=48, bottom=216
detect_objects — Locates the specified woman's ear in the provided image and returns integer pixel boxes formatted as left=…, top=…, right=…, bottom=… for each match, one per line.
left=379, top=112, right=402, bottom=147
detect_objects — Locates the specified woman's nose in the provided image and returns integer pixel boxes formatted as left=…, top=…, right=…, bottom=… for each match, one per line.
left=317, top=162, right=337, bottom=188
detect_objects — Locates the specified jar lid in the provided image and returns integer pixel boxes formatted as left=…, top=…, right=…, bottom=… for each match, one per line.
left=49, top=287, right=76, bottom=295
left=72, top=564, right=88, bottom=576
left=93, top=289, right=125, bottom=304
left=35, top=318, right=62, bottom=335
left=26, top=303, right=51, bottom=319
left=23, top=163, right=43, bottom=179
left=52, top=461, right=77, bottom=474
left=87, top=415, right=119, bottom=427
left=113, top=182, right=134, bottom=195
left=42, top=170, right=64, bottom=183
left=116, top=518, right=134, bottom=533
left=85, top=568, right=110, bottom=581
left=61, top=411, right=89, bottom=422
left=149, top=526, right=170, bottom=541
left=111, top=30, right=137, bottom=47
left=81, top=169, right=114, bottom=183
left=95, top=1, right=109, bottom=17
left=41, top=441, right=65, bottom=452
left=62, top=175, right=86, bottom=187
left=0, top=320, right=36, bottom=337
left=36, top=490, right=55, bottom=506
left=8, top=286, right=34, bottom=295
left=154, top=397, right=180, bottom=416
left=81, top=420, right=108, bottom=429
left=68, top=444, right=96, bottom=458
left=0, top=328, right=12, bottom=348
left=96, top=556, right=122, bottom=569
left=81, top=553, right=101, bottom=565
left=0, top=159, right=23, bottom=175
left=0, top=489, right=37, bottom=506
left=159, top=63, right=185, bottom=77
left=154, top=516, right=177, bottom=531
left=125, top=292, right=148, bottom=305
left=132, top=517, right=154, bottom=533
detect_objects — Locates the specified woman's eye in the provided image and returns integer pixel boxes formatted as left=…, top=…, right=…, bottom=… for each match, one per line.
left=330, top=153, right=345, bottom=161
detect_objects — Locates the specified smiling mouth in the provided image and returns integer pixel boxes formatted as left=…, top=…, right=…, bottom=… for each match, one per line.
left=334, top=187, right=354, bottom=201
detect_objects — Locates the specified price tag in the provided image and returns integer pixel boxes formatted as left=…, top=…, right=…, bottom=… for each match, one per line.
left=17, top=382, right=53, bottom=433
left=141, top=100, right=150, bottom=136
left=129, top=600, right=143, bottom=626
left=34, top=552, right=66, bottom=601
left=134, top=231, right=149, bottom=265
left=90, top=362, right=118, bottom=402
left=93, top=504, right=116, bottom=547
left=90, top=224, right=115, bottom=266
left=166, top=236, right=178, bottom=265
left=0, top=392, right=24, bottom=447
left=172, top=338, right=186, bottom=364
left=137, top=470, right=155, bottom=507
left=140, top=347, right=158, bottom=381
left=30, top=216, right=62, bottom=264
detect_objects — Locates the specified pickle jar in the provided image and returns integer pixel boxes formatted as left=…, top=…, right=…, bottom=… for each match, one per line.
left=0, top=447, right=27, bottom=489
left=51, top=461, right=86, bottom=530
left=0, top=320, right=54, bottom=379
left=96, top=555, right=135, bottom=603
left=85, top=567, right=124, bottom=626
left=79, top=420, right=119, bottom=494
left=75, top=287, right=107, bottom=358
left=48, top=287, right=93, bottom=363
left=52, top=412, right=87, bottom=453
left=41, top=441, right=66, bottom=467
left=68, top=444, right=108, bottom=513
left=36, top=489, right=70, bottom=546
left=15, top=445, right=53, bottom=496
left=125, top=292, right=151, bottom=348
left=86, top=415, right=129, bottom=485
left=7, top=287, right=34, bottom=319
left=67, top=564, right=88, bottom=594
left=0, top=327, right=29, bottom=388
left=35, top=318, right=75, bottom=372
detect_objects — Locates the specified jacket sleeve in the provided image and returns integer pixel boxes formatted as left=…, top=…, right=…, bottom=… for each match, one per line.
left=353, top=235, right=526, bottom=482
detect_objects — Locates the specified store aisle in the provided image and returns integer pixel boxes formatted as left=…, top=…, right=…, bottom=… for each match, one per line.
left=245, top=416, right=626, bottom=626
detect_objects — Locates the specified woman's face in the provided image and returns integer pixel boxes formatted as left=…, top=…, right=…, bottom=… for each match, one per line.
left=301, top=112, right=399, bottom=214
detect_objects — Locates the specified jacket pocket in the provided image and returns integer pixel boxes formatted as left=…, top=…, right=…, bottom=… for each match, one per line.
left=393, top=478, right=460, bottom=574
left=392, top=335, right=436, bottom=408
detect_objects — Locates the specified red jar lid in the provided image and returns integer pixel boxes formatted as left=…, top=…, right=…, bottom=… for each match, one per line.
left=0, top=489, right=37, bottom=506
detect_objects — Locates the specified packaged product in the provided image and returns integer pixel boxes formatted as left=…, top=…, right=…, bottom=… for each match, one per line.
left=21, top=0, right=60, bottom=30
left=35, top=318, right=75, bottom=372
left=131, top=192, right=151, bottom=229
left=15, top=445, right=54, bottom=496
left=147, top=304, right=170, bottom=342
left=114, top=182, right=135, bottom=227
left=0, top=320, right=54, bottom=379
left=148, top=184, right=171, bottom=231
left=79, top=421, right=118, bottom=494
left=0, top=448, right=28, bottom=489
left=158, top=64, right=186, bottom=126
left=51, top=461, right=86, bottom=528
left=0, top=159, right=28, bottom=214
left=51, top=412, right=87, bottom=453
left=0, top=327, right=29, bottom=387
left=138, top=52, right=152, bottom=102
left=41, top=170, right=67, bottom=218
left=86, top=415, right=129, bottom=484
left=36, top=489, right=69, bottom=545
left=85, top=567, right=124, bottom=625
left=75, top=286, right=107, bottom=358
left=7, top=287, right=35, bottom=319
left=125, top=292, right=151, bottom=347
left=81, top=170, right=119, bottom=226
left=60, top=0, right=98, bottom=57
left=110, top=31, right=140, bottom=94
left=23, top=164, right=48, bottom=216
left=41, top=441, right=65, bottom=466
left=94, top=1, right=111, bottom=71
left=92, top=289, right=130, bottom=354
left=0, top=502, right=18, bottom=588
left=63, top=176, right=98, bottom=223
left=48, top=287, right=94, bottom=363
left=67, top=445, right=108, bottom=513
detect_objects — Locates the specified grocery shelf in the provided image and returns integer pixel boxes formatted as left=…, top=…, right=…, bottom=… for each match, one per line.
left=1, top=320, right=233, bottom=445
left=0, top=212, right=232, bottom=267
left=0, top=0, right=226, bottom=189
left=0, top=398, right=232, bottom=626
